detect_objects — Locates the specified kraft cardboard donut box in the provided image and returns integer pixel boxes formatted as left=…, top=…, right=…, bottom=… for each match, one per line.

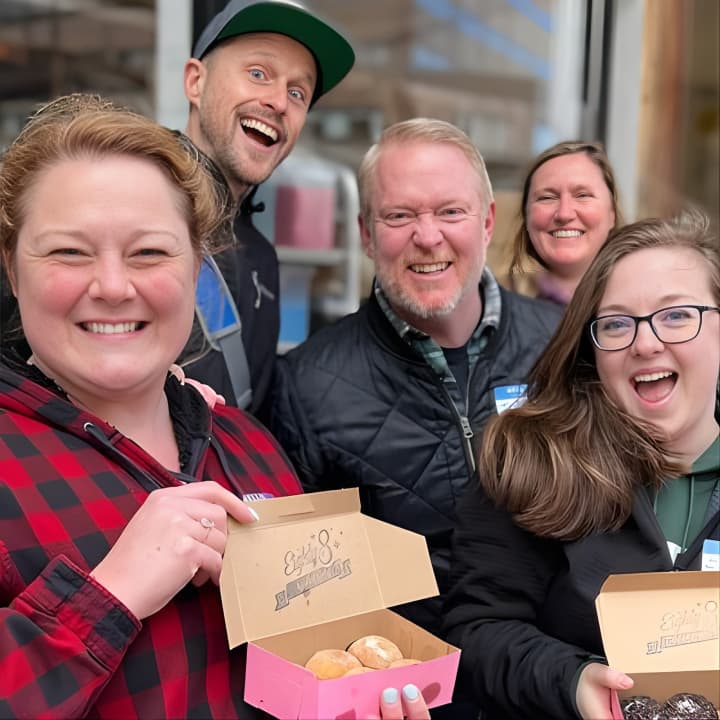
left=595, top=570, right=720, bottom=717
left=219, top=488, right=460, bottom=720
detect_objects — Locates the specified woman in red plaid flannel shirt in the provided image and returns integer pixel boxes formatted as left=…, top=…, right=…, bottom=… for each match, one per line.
left=0, top=95, right=429, bottom=720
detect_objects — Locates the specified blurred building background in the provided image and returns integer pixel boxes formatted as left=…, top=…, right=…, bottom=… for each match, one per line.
left=1, top=0, right=718, bottom=340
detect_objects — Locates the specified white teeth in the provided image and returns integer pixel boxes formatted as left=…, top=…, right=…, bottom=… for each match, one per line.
left=634, top=371, right=673, bottom=383
left=240, top=118, right=278, bottom=142
left=84, top=322, right=139, bottom=334
left=551, top=230, right=582, bottom=238
left=409, top=262, right=449, bottom=273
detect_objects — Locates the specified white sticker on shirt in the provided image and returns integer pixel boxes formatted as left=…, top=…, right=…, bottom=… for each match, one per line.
left=493, top=384, right=528, bottom=414
left=701, top=539, right=719, bottom=571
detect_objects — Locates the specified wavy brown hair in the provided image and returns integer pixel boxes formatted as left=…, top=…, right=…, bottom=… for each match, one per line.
left=510, top=140, right=623, bottom=275
left=480, top=211, right=719, bottom=540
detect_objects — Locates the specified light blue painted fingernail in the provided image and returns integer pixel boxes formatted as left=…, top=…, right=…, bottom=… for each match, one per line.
left=382, top=688, right=399, bottom=704
left=402, top=684, right=419, bottom=701
left=247, top=507, right=259, bottom=522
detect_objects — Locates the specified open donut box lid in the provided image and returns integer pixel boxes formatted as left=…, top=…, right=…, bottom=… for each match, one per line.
left=219, top=487, right=440, bottom=646
left=595, top=570, right=720, bottom=708
left=219, top=488, right=459, bottom=718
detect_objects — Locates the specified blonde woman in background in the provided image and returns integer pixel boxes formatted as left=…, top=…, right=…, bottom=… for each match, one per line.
left=508, top=140, right=622, bottom=305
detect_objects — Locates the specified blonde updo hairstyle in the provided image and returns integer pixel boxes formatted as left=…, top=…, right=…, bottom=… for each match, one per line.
left=0, top=93, right=232, bottom=277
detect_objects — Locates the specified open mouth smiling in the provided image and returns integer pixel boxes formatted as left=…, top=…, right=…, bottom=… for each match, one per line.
left=632, top=370, right=677, bottom=402
left=240, top=118, right=279, bottom=147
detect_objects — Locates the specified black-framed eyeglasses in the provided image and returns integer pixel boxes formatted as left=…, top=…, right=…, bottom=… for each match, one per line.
left=589, top=304, right=720, bottom=351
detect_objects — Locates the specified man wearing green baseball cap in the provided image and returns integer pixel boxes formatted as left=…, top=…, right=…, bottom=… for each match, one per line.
left=180, top=1, right=354, bottom=419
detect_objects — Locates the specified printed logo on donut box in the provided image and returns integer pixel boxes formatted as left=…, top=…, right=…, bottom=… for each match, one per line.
left=596, top=570, right=720, bottom=709
left=646, top=599, right=719, bottom=655
left=275, top=527, right=352, bottom=610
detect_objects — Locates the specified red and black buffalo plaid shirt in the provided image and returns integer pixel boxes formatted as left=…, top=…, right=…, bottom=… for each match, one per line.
left=0, top=361, right=301, bottom=719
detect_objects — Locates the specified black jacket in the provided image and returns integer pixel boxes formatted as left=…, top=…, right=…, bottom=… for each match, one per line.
left=269, top=286, right=562, bottom=636
left=443, top=481, right=720, bottom=720
left=181, top=195, right=279, bottom=421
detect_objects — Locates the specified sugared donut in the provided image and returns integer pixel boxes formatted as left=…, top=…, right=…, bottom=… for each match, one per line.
left=347, top=635, right=403, bottom=669
left=305, top=649, right=361, bottom=679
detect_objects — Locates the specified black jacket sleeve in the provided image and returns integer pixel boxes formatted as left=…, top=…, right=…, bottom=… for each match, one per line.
left=443, top=485, right=592, bottom=720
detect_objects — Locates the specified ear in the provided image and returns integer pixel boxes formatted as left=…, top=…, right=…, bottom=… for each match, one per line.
left=358, top=214, right=374, bottom=260
left=184, top=58, right=206, bottom=107
left=483, top=200, right=496, bottom=249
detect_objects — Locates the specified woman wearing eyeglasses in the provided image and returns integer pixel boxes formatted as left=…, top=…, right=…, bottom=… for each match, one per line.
left=443, top=213, right=719, bottom=720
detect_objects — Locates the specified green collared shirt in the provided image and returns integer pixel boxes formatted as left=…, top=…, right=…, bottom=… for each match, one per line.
left=374, top=267, right=501, bottom=415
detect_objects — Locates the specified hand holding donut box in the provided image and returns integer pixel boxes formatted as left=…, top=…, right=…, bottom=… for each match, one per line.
left=218, top=488, right=460, bottom=720
left=595, top=571, right=720, bottom=718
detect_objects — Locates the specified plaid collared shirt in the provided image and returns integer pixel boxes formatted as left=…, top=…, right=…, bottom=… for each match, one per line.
left=375, top=267, right=502, bottom=414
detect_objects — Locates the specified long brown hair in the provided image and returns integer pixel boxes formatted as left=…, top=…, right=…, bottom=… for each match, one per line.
left=510, top=140, right=623, bottom=275
left=480, top=212, right=719, bottom=540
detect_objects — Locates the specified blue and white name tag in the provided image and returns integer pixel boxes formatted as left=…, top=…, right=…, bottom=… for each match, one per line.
left=701, top=539, right=719, bottom=571
left=493, top=384, right=528, bottom=414
left=242, top=492, right=275, bottom=502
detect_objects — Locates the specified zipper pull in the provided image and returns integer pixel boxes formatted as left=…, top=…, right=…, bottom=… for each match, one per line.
left=251, top=270, right=276, bottom=309
left=460, top=416, right=476, bottom=472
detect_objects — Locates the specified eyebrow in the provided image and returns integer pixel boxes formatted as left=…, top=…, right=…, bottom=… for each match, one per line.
left=531, top=182, right=594, bottom=195
left=596, top=294, right=701, bottom=314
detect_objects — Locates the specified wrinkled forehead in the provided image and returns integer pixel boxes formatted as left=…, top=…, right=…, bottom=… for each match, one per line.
left=375, top=144, right=488, bottom=204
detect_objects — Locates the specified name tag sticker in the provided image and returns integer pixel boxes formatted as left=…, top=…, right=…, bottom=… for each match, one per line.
left=493, top=384, right=528, bottom=414
left=242, top=492, right=275, bottom=502
left=701, top=538, right=719, bottom=571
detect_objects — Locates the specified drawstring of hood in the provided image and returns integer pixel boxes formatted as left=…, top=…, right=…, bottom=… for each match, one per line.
left=680, top=474, right=695, bottom=552
left=83, top=421, right=163, bottom=493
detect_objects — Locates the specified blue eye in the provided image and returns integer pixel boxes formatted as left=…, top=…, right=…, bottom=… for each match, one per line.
left=381, top=211, right=414, bottom=226
left=438, top=208, right=466, bottom=219
left=657, top=306, right=694, bottom=325
left=598, top=316, right=633, bottom=334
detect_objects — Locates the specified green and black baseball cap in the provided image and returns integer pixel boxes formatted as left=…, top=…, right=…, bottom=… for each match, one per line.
left=192, top=0, right=355, bottom=104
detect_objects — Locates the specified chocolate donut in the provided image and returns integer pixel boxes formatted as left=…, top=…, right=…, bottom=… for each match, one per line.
left=621, top=695, right=662, bottom=720
left=659, top=693, right=718, bottom=719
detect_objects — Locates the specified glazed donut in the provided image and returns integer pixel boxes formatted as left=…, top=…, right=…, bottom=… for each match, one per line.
left=343, top=666, right=376, bottom=676
left=347, top=635, right=403, bottom=669
left=304, top=649, right=361, bottom=679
